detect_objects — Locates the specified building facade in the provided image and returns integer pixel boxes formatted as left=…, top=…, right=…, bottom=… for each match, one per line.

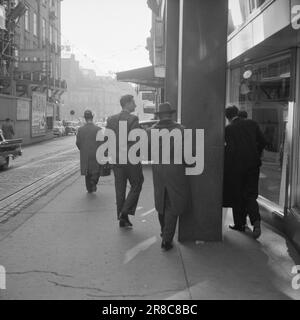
left=139, top=0, right=300, bottom=250
left=227, top=0, right=300, bottom=250
left=61, top=54, right=147, bottom=122
left=0, top=0, right=66, bottom=144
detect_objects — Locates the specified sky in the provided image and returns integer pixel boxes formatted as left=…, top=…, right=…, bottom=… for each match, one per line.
left=61, top=0, right=152, bottom=76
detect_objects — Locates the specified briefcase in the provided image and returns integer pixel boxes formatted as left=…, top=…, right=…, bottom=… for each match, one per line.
left=100, top=163, right=111, bottom=177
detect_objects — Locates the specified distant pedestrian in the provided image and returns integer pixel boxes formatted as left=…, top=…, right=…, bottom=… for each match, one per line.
left=223, top=106, right=266, bottom=239
left=106, top=95, right=144, bottom=228
left=76, top=110, right=102, bottom=193
left=238, top=110, right=248, bottom=119
left=148, top=103, right=190, bottom=251
left=1, top=118, right=15, bottom=140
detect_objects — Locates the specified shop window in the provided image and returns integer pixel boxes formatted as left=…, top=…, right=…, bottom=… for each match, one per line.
left=249, top=0, right=267, bottom=13
left=228, top=55, right=291, bottom=208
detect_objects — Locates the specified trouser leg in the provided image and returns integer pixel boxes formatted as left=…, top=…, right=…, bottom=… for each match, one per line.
left=90, top=172, right=100, bottom=186
left=244, top=167, right=261, bottom=226
left=121, top=164, right=144, bottom=216
left=85, top=174, right=92, bottom=192
left=162, top=191, right=178, bottom=243
left=158, top=213, right=165, bottom=235
left=232, top=173, right=247, bottom=227
left=113, top=166, right=127, bottom=219
left=232, top=203, right=247, bottom=227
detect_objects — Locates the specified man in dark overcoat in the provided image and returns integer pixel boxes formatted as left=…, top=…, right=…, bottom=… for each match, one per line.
left=1, top=118, right=15, bottom=140
left=224, top=106, right=266, bottom=239
left=106, top=95, right=144, bottom=228
left=148, top=103, right=190, bottom=251
left=76, top=110, right=102, bottom=193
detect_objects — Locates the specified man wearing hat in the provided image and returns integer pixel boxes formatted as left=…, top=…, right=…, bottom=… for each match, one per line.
left=148, top=102, right=190, bottom=251
left=76, top=110, right=102, bottom=193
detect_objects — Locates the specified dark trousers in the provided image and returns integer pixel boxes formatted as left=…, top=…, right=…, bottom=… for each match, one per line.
left=85, top=172, right=100, bottom=192
left=232, top=167, right=261, bottom=227
left=158, top=191, right=178, bottom=243
left=113, top=164, right=144, bottom=219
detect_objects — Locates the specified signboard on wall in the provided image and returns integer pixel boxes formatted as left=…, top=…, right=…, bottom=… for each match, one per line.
left=17, top=100, right=30, bottom=121
left=31, top=93, right=47, bottom=137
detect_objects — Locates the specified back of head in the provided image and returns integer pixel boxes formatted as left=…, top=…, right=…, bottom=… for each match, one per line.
left=5, top=118, right=10, bottom=122
left=120, top=95, right=134, bottom=109
left=238, top=110, right=248, bottom=119
left=225, top=106, right=239, bottom=121
left=84, top=110, right=94, bottom=121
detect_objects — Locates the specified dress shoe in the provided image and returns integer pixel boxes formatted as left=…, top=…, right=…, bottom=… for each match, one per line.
left=229, top=225, right=246, bottom=232
left=125, top=216, right=133, bottom=227
left=119, top=213, right=133, bottom=227
left=252, top=221, right=261, bottom=239
left=161, top=241, right=173, bottom=251
left=119, top=219, right=133, bottom=229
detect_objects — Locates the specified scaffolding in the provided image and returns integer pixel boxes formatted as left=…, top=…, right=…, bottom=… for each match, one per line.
left=0, top=0, right=25, bottom=94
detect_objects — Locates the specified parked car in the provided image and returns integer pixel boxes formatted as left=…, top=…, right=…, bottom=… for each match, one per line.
left=139, top=119, right=158, bottom=130
left=0, top=129, right=22, bottom=170
left=63, top=121, right=77, bottom=135
left=53, top=121, right=66, bottom=137
left=96, top=121, right=106, bottom=129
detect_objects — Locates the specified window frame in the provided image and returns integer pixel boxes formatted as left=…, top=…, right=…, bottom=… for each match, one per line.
left=228, top=0, right=275, bottom=39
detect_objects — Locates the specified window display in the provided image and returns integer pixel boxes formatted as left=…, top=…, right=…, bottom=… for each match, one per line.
left=228, top=55, right=291, bottom=209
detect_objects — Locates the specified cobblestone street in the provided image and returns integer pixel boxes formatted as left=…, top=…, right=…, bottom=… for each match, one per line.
left=0, top=136, right=79, bottom=223
left=0, top=136, right=78, bottom=201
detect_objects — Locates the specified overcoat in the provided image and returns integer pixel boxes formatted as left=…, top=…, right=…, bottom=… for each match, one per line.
left=223, top=118, right=266, bottom=207
left=76, top=123, right=102, bottom=176
left=148, top=119, right=190, bottom=217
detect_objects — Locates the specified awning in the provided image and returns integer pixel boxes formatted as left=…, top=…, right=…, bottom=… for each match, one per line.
left=116, top=66, right=165, bottom=88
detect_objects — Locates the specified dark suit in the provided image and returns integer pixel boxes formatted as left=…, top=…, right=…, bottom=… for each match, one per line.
left=76, top=123, right=102, bottom=192
left=148, top=119, right=190, bottom=243
left=106, top=110, right=144, bottom=219
left=224, top=118, right=266, bottom=227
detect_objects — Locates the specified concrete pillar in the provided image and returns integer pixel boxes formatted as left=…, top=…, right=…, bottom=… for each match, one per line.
left=164, top=0, right=179, bottom=112
left=177, top=0, right=228, bottom=242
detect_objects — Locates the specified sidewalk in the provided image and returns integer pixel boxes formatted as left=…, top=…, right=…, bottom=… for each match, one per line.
left=0, top=167, right=299, bottom=300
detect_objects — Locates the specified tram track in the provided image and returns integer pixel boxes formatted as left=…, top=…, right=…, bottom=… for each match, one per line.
left=0, top=141, right=80, bottom=223
left=0, top=162, right=79, bottom=223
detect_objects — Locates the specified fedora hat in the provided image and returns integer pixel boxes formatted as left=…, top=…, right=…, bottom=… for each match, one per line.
left=155, top=102, right=176, bottom=115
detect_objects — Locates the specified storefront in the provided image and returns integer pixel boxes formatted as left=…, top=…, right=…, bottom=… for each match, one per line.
left=228, top=53, right=292, bottom=208
left=227, top=0, right=300, bottom=250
